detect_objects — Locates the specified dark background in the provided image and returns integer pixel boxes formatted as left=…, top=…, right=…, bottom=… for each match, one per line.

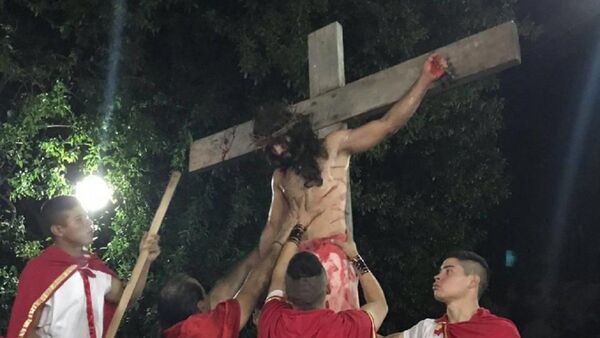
left=485, top=0, right=600, bottom=336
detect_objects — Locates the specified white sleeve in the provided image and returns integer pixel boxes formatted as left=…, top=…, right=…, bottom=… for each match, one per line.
left=265, top=289, right=284, bottom=301
left=37, top=297, right=53, bottom=334
left=96, top=270, right=114, bottom=295
left=402, top=319, right=437, bottom=338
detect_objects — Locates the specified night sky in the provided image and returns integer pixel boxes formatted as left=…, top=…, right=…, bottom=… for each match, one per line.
left=483, top=0, right=600, bottom=333
left=4, top=0, right=599, bottom=335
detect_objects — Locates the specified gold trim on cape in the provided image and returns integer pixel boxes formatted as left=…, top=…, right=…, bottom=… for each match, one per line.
left=18, top=264, right=78, bottom=338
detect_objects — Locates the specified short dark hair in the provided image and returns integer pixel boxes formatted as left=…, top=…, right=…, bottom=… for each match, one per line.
left=285, top=252, right=327, bottom=310
left=40, top=195, right=81, bottom=237
left=443, top=250, right=490, bottom=299
left=158, top=273, right=206, bottom=330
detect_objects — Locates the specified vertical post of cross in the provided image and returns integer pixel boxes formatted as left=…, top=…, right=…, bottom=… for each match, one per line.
left=308, top=22, right=354, bottom=238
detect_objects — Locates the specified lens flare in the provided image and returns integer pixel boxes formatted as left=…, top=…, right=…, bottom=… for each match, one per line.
left=75, top=175, right=113, bottom=212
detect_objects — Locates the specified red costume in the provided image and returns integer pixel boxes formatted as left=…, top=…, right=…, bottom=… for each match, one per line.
left=434, top=308, right=520, bottom=338
left=6, top=246, right=117, bottom=338
left=162, top=299, right=240, bottom=338
left=258, top=297, right=375, bottom=338
left=403, top=307, right=520, bottom=338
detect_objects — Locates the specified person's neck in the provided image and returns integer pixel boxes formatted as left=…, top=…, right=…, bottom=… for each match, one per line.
left=445, top=297, right=480, bottom=323
left=292, top=301, right=326, bottom=311
left=54, top=240, right=86, bottom=257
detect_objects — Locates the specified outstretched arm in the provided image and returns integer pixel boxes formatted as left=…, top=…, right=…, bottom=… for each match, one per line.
left=105, top=233, right=161, bottom=305
left=338, top=54, right=448, bottom=155
left=235, top=193, right=323, bottom=331
left=259, top=171, right=290, bottom=257
left=266, top=233, right=300, bottom=295
left=335, top=240, right=388, bottom=331
left=207, top=248, right=261, bottom=310
left=233, top=240, right=287, bottom=330
left=267, top=192, right=325, bottom=294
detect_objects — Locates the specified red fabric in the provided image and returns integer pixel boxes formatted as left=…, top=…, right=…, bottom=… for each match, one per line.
left=299, top=233, right=359, bottom=312
left=162, top=299, right=241, bottom=338
left=80, top=270, right=98, bottom=338
left=434, top=308, right=520, bottom=338
left=258, top=298, right=374, bottom=338
left=6, top=246, right=117, bottom=338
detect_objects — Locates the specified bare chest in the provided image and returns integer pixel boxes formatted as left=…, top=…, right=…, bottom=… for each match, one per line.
left=277, top=156, right=349, bottom=204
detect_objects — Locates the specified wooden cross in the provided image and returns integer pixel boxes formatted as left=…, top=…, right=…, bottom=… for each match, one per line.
left=188, top=21, right=521, bottom=234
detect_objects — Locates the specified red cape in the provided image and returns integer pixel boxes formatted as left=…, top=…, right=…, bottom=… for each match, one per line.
left=258, top=298, right=375, bottom=338
left=6, top=246, right=117, bottom=338
left=434, top=308, right=520, bottom=338
left=162, top=299, right=240, bottom=338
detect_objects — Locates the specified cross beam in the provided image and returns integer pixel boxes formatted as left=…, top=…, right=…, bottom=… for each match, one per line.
left=189, top=21, right=521, bottom=173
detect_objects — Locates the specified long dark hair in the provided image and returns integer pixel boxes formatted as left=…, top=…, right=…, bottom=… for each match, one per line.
left=253, top=103, right=328, bottom=188
left=272, top=116, right=327, bottom=187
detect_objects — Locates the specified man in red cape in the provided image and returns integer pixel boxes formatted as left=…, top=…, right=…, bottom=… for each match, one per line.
left=158, top=193, right=323, bottom=338
left=258, top=228, right=388, bottom=338
left=6, top=246, right=117, bottom=338
left=6, top=196, right=160, bottom=338
left=384, top=250, right=521, bottom=338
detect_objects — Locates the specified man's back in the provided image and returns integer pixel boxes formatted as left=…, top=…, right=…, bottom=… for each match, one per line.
left=258, top=298, right=375, bottom=338
left=162, top=300, right=241, bottom=338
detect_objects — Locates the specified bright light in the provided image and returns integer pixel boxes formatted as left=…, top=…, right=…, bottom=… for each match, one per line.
left=75, top=175, right=113, bottom=212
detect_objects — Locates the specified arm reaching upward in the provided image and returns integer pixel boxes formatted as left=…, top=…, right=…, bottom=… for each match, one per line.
left=337, top=54, right=448, bottom=155
left=207, top=248, right=261, bottom=310
left=105, top=233, right=161, bottom=305
left=235, top=191, right=324, bottom=330
left=334, top=239, right=388, bottom=331
left=259, top=171, right=290, bottom=257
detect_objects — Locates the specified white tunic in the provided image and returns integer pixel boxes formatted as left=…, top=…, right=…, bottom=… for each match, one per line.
left=36, top=267, right=113, bottom=338
left=403, top=319, right=442, bottom=338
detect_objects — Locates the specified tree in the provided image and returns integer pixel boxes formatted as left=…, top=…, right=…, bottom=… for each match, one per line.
left=0, top=0, right=524, bottom=335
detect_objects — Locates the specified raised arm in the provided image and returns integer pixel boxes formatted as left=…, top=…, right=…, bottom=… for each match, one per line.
left=105, top=233, right=161, bottom=305
left=335, top=240, right=388, bottom=331
left=259, top=171, right=290, bottom=257
left=207, top=248, right=261, bottom=309
left=267, top=192, right=325, bottom=294
left=234, top=237, right=289, bottom=330
left=236, top=193, right=323, bottom=330
left=266, top=231, right=300, bottom=295
left=337, top=54, right=447, bottom=155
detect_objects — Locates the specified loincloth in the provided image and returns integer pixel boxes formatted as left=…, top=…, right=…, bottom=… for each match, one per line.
left=299, top=233, right=359, bottom=312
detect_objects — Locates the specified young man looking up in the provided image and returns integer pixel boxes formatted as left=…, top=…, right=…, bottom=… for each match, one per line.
left=7, top=195, right=160, bottom=338
left=385, top=251, right=520, bottom=338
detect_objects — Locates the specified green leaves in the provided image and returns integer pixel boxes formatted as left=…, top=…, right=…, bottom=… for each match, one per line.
left=0, top=0, right=529, bottom=335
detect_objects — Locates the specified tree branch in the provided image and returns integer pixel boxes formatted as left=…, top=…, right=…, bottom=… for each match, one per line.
left=0, top=192, right=17, bottom=224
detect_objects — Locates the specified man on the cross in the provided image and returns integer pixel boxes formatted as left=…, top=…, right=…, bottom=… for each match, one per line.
left=252, top=54, right=449, bottom=312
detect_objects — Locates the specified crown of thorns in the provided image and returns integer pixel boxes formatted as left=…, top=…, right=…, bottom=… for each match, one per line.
left=252, top=103, right=303, bottom=146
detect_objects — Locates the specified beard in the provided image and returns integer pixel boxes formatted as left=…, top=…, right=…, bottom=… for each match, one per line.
left=266, top=135, right=326, bottom=188
left=267, top=148, right=295, bottom=169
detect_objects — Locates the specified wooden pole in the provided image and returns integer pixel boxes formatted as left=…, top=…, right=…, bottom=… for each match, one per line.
left=104, top=171, right=182, bottom=338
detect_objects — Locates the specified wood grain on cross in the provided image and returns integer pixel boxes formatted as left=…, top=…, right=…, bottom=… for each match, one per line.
left=189, top=21, right=521, bottom=174
left=307, top=22, right=354, bottom=236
